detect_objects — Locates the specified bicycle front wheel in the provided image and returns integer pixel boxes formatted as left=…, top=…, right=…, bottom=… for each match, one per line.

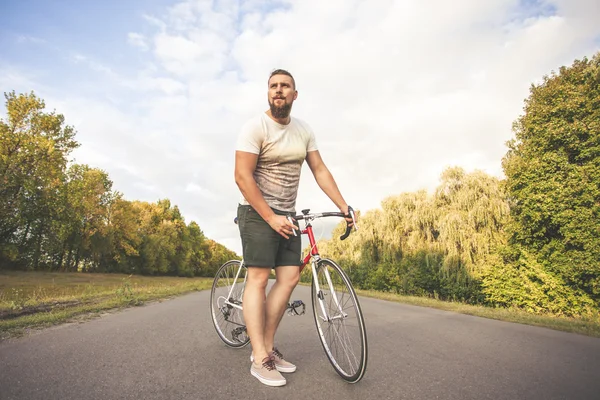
left=210, top=260, right=250, bottom=348
left=311, top=258, right=368, bottom=383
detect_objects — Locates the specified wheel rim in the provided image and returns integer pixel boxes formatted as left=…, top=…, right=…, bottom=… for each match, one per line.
left=210, top=261, right=249, bottom=347
left=312, top=260, right=367, bottom=381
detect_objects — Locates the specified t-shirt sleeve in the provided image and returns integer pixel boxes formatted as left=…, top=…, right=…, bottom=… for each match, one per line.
left=306, top=125, right=318, bottom=152
left=236, top=118, right=264, bottom=154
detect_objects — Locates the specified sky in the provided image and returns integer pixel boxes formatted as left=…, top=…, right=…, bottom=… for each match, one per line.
left=1, top=0, right=599, bottom=255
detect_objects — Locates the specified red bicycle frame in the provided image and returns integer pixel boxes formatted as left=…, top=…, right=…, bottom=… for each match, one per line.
left=292, top=209, right=355, bottom=273
left=299, top=223, right=319, bottom=273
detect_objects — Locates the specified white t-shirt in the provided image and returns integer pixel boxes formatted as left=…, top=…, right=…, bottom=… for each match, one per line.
left=236, top=113, right=318, bottom=212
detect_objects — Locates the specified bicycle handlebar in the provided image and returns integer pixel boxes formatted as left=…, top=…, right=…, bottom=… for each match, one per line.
left=234, top=206, right=358, bottom=241
left=290, top=206, right=358, bottom=241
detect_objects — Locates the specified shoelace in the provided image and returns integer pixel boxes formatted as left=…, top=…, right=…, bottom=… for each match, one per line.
left=262, top=356, right=276, bottom=371
left=271, top=348, right=284, bottom=360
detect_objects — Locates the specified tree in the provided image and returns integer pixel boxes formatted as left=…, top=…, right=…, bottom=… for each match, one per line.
left=0, top=91, right=240, bottom=275
left=502, top=52, right=600, bottom=303
left=59, top=164, right=114, bottom=272
left=0, top=91, right=78, bottom=268
left=99, top=195, right=141, bottom=273
left=317, top=167, right=509, bottom=302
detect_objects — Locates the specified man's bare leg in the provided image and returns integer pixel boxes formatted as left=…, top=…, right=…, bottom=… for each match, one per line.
left=264, top=266, right=300, bottom=352
left=243, top=267, right=271, bottom=362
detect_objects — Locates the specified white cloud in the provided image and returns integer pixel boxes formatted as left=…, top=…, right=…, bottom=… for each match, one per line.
left=0, top=66, right=41, bottom=93
left=7, top=0, right=600, bottom=255
left=16, top=35, right=47, bottom=45
left=185, top=183, right=218, bottom=200
left=153, top=32, right=228, bottom=77
left=142, top=14, right=167, bottom=32
left=127, top=32, right=149, bottom=51
left=70, top=53, right=116, bottom=76
left=137, top=76, right=186, bottom=95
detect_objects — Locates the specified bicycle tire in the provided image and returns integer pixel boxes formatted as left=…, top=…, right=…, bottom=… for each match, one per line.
left=311, top=258, right=368, bottom=382
left=210, top=260, right=250, bottom=348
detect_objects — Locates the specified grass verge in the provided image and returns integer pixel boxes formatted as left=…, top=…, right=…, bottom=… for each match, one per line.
left=3, top=271, right=599, bottom=340
left=0, top=271, right=212, bottom=340
left=354, top=288, right=600, bottom=338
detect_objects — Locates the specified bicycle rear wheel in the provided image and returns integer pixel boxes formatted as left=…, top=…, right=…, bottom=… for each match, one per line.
left=210, top=260, right=250, bottom=347
left=311, top=258, right=368, bottom=382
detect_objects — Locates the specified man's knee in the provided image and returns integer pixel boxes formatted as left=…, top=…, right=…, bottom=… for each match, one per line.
left=276, top=268, right=300, bottom=288
left=246, top=267, right=271, bottom=289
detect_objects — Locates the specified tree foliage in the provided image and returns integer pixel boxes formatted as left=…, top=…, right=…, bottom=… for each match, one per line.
left=315, top=52, right=600, bottom=316
left=0, top=92, right=238, bottom=275
left=3, top=51, right=600, bottom=317
left=503, top=52, right=600, bottom=302
left=318, top=167, right=510, bottom=303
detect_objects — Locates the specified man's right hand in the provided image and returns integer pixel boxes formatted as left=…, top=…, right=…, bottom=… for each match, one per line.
left=267, top=214, right=299, bottom=239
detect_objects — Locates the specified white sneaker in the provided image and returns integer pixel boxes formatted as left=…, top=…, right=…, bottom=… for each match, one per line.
left=250, top=356, right=286, bottom=387
left=251, top=348, right=297, bottom=373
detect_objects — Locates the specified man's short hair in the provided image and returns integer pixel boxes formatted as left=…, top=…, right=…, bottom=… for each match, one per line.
left=269, top=69, right=296, bottom=89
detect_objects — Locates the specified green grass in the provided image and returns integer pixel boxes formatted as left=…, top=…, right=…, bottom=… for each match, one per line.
left=297, top=280, right=600, bottom=338
left=2, top=271, right=599, bottom=340
left=0, top=270, right=212, bottom=339
left=354, top=289, right=600, bottom=338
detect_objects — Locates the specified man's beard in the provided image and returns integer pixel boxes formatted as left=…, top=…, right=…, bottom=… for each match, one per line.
left=269, top=101, right=292, bottom=119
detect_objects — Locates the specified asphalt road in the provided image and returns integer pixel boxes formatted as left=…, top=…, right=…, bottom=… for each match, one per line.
left=1, top=285, right=599, bottom=400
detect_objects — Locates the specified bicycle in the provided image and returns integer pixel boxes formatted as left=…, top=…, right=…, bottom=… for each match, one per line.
left=210, top=207, right=368, bottom=383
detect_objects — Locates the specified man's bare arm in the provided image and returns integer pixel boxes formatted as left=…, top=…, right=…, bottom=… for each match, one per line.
left=306, top=150, right=352, bottom=221
left=234, top=151, right=297, bottom=238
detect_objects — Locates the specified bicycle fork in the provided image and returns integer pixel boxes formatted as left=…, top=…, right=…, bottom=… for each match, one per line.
left=312, top=261, right=347, bottom=322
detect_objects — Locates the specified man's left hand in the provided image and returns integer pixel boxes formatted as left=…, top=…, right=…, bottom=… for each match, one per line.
left=342, top=204, right=357, bottom=227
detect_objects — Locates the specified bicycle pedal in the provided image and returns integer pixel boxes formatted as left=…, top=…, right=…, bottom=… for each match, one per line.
left=287, top=300, right=306, bottom=316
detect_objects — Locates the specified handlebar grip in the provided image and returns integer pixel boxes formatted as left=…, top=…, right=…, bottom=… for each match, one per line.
left=339, top=225, right=352, bottom=240
left=339, top=206, right=356, bottom=240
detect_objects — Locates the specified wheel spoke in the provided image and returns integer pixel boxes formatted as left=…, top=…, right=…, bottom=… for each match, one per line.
left=312, top=259, right=367, bottom=382
left=324, top=307, right=358, bottom=373
left=210, top=260, right=249, bottom=348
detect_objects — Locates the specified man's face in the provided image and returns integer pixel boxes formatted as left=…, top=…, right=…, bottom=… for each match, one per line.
left=268, top=74, right=297, bottom=119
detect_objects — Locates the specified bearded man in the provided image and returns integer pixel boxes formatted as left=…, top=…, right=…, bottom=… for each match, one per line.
left=234, top=69, right=355, bottom=387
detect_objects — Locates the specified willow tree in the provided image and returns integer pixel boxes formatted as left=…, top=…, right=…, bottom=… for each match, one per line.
left=318, top=167, right=510, bottom=301
left=434, top=167, right=510, bottom=280
left=502, top=52, right=600, bottom=304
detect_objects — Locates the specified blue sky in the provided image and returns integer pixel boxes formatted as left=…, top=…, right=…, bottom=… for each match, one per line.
left=1, top=1, right=146, bottom=65
left=2, top=0, right=165, bottom=102
left=1, top=0, right=599, bottom=253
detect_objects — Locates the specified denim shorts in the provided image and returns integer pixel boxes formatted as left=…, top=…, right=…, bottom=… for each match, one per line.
left=237, top=204, right=302, bottom=268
